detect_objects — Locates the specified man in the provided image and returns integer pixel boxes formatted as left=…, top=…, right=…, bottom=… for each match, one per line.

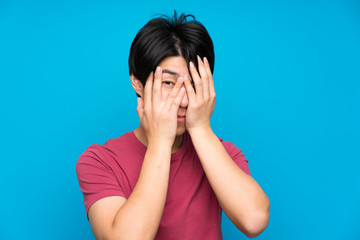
left=76, top=11, right=270, bottom=240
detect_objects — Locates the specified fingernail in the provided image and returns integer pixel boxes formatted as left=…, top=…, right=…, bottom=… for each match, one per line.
left=204, top=57, right=208, bottom=64
left=156, top=66, right=161, bottom=73
left=177, top=77, right=183, bottom=84
left=181, top=87, right=185, bottom=93
left=197, top=55, right=201, bottom=62
left=189, top=62, right=194, bottom=68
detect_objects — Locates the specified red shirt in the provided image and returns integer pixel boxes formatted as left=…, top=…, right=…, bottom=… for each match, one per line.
left=76, top=131, right=251, bottom=240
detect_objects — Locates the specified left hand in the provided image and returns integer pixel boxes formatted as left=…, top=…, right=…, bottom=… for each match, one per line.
left=184, top=55, right=216, bottom=133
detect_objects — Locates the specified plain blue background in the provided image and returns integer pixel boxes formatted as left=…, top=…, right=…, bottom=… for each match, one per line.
left=1, top=0, right=359, bottom=239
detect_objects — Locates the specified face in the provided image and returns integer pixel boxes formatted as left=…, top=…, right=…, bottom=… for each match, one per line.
left=158, top=56, right=190, bottom=136
left=131, top=56, right=192, bottom=136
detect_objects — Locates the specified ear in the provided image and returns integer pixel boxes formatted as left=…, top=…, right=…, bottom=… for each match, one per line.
left=130, top=74, right=144, bottom=97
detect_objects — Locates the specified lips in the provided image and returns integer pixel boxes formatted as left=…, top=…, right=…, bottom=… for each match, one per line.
left=177, top=115, right=186, bottom=122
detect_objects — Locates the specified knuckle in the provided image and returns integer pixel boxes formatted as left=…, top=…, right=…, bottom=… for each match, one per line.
left=144, top=108, right=151, bottom=115
left=153, top=88, right=160, bottom=94
left=172, top=101, right=180, bottom=108
left=168, top=93, right=175, bottom=100
left=202, top=72, right=208, bottom=79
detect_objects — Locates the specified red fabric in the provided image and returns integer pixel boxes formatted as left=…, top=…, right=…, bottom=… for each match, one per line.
left=76, top=131, right=251, bottom=240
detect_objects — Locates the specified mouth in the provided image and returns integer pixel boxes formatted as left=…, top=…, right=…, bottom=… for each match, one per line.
left=177, top=115, right=186, bottom=122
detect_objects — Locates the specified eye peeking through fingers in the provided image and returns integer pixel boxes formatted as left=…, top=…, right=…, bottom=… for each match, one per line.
left=162, top=81, right=175, bottom=87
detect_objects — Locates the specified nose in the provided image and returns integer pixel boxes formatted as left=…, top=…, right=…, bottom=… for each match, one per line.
left=180, top=88, right=189, bottom=108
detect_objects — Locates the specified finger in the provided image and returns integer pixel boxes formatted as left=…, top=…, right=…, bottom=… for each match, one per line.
left=189, top=61, right=203, bottom=99
left=183, top=74, right=196, bottom=103
left=143, top=72, right=153, bottom=111
left=164, top=76, right=184, bottom=111
left=197, top=55, right=209, bottom=99
left=136, top=97, right=144, bottom=120
left=153, top=66, right=162, bottom=104
left=170, top=86, right=186, bottom=113
left=204, top=57, right=215, bottom=96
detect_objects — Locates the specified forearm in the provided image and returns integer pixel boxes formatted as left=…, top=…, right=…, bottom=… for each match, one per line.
left=189, top=128, right=270, bottom=236
left=111, top=142, right=172, bottom=240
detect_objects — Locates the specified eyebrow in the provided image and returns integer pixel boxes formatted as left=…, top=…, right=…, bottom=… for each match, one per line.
left=162, top=69, right=180, bottom=77
left=162, top=69, right=193, bottom=83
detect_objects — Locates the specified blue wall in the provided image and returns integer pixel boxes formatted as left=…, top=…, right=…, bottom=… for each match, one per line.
left=1, top=0, right=359, bottom=239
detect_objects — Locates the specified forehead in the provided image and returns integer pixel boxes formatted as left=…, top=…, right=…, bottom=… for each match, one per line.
left=158, top=56, right=189, bottom=77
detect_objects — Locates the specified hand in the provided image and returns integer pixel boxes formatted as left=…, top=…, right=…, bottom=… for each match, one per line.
left=136, top=66, right=186, bottom=145
left=184, top=55, right=216, bottom=134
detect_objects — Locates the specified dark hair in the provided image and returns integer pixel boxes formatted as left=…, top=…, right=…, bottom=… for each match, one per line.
left=128, top=11, right=215, bottom=95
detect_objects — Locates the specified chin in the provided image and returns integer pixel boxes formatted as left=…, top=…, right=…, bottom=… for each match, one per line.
left=176, top=124, right=187, bottom=136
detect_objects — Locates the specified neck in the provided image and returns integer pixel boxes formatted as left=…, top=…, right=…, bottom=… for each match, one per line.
left=133, top=125, right=183, bottom=153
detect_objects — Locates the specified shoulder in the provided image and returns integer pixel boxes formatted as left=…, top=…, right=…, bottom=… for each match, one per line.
left=76, top=132, right=133, bottom=168
left=75, top=143, right=112, bottom=180
left=216, top=135, right=249, bottom=164
left=217, top=136, right=239, bottom=154
left=217, top=135, right=251, bottom=176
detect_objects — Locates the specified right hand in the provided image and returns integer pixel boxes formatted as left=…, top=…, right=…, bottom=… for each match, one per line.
left=136, top=66, right=185, bottom=146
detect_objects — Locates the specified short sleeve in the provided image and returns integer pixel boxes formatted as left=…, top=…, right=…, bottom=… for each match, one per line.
left=76, top=146, right=126, bottom=220
left=222, top=141, right=251, bottom=177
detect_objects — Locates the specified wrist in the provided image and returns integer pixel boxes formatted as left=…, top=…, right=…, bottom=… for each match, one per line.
left=187, top=125, right=213, bottom=138
left=147, top=137, right=174, bottom=151
left=147, top=141, right=172, bottom=158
